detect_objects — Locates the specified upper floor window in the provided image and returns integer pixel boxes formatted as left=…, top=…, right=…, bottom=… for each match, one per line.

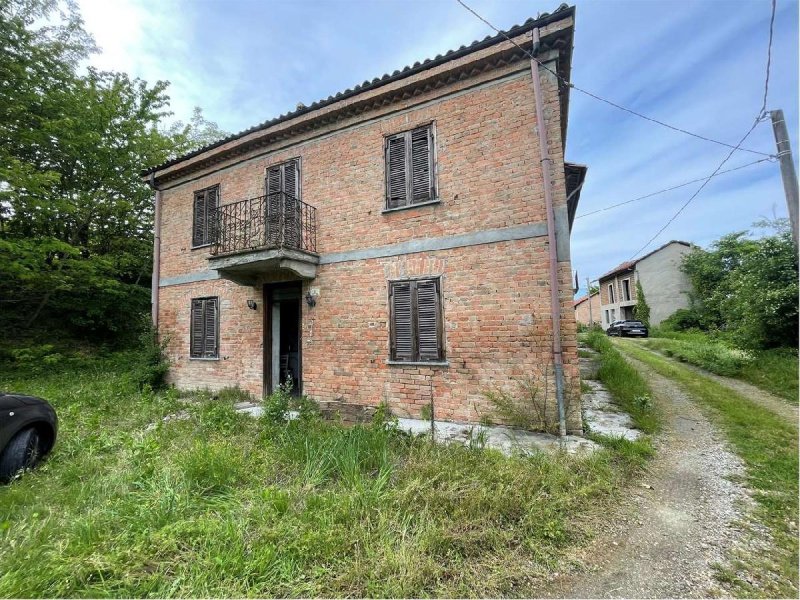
left=190, top=297, right=219, bottom=359
left=385, top=124, right=435, bottom=210
left=192, top=185, right=219, bottom=247
left=608, top=283, right=615, bottom=304
left=389, top=277, right=444, bottom=362
left=265, top=159, right=300, bottom=200
left=622, top=278, right=631, bottom=301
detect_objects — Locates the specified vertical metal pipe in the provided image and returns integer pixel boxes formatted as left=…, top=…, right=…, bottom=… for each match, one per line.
left=150, top=174, right=162, bottom=329
left=530, top=28, right=567, bottom=437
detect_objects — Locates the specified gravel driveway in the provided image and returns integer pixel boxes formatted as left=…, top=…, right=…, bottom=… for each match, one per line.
left=543, top=353, right=757, bottom=599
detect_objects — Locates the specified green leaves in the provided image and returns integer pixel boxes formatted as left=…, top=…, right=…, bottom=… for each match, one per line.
left=681, top=219, right=798, bottom=349
left=0, top=0, right=227, bottom=338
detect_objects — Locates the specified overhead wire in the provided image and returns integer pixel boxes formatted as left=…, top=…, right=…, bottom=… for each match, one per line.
left=453, top=0, right=776, bottom=158
left=575, top=158, right=773, bottom=220
left=628, top=0, right=778, bottom=259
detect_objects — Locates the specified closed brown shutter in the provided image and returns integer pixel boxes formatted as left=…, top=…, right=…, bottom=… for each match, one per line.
left=410, top=126, right=433, bottom=203
left=386, top=134, right=407, bottom=208
left=205, top=186, right=218, bottom=243
left=416, top=278, right=441, bottom=360
left=265, top=166, right=282, bottom=246
left=390, top=281, right=414, bottom=361
left=192, top=192, right=206, bottom=246
left=190, top=298, right=205, bottom=357
left=192, top=186, right=219, bottom=247
left=389, top=278, right=443, bottom=362
left=203, top=297, right=219, bottom=358
left=190, top=297, right=219, bottom=359
left=385, top=125, right=434, bottom=209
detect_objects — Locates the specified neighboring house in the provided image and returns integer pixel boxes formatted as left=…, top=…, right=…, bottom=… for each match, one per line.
left=574, top=291, right=600, bottom=326
left=598, top=241, right=694, bottom=329
left=141, top=5, right=586, bottom=431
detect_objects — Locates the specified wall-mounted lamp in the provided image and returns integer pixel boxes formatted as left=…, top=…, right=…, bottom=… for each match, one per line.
left=305, top=292, right=317, bottom=308
left=247, top=299, right=257, bottom=310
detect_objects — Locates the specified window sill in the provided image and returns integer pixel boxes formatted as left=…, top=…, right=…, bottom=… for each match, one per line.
left=382, top=198, right=440, bottom=214
left=386, top=360, right=449, bottom=367
left=191, top=243, right=212, bottom=251
left=189, top=357, right=220, bottom=361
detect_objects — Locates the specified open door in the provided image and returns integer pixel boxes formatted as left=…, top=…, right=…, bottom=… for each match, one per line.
left=263, top=282, right=302, bottom=397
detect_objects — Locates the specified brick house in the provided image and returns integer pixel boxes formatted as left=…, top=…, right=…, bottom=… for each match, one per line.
left=598, top=241, right=694, bottom=329
left=142, top=5, right=586, bottom=431
left=574, top=292, right=600, bottom=326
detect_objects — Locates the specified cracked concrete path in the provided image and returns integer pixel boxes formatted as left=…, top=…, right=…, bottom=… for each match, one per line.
left=542, top=353, right=754, bottom=599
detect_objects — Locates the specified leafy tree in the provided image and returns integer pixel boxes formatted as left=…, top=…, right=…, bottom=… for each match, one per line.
left=681, top=220, right=798, bottom=349
left=632, top=280, right=650, bottom=326
left=0, top=0, right=226, bottom=339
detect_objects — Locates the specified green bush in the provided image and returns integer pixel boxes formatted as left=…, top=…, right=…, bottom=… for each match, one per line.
left=645, top=337, right=752, bottom=377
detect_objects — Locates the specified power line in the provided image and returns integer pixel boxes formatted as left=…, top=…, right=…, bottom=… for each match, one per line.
left=453, top=0, right=775, bottom=158
left=759, top=0, right=777, bottom=116
left=628, top=119, right=766, bottom=259
left=575, top=158, right=772, bottom=220
left=629, top=0, right=778, bottom=259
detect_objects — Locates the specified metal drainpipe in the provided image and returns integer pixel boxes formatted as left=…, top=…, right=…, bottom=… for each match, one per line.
left=530, top=28, right=567, bottom=437
left=149, top=173, right=162, bottom=330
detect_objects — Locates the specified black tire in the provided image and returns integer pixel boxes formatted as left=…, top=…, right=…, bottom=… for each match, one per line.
left=0, top=428, right=41, bottom=483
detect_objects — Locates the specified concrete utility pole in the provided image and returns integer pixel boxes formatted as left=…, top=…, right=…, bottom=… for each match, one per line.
left=586, top=277, right=594, bottom=326
left=770, top=109, right=799, bottom=245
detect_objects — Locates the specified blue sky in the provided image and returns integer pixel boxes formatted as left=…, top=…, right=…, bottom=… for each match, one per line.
left=78, top=0, right=799, bottom=296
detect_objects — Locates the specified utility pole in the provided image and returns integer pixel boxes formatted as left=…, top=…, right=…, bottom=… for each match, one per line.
left=770, top=109, right=799, bottom=245
left=586, top=277, right=594, bottom=326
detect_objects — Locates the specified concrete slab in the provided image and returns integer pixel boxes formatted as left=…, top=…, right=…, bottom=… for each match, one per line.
left=582, top=380, right=641, bottom=440
left=395, top=418, right=599, bottom=455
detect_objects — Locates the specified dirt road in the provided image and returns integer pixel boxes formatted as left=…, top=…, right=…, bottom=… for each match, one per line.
left=546, top=353, right=755, bottom=598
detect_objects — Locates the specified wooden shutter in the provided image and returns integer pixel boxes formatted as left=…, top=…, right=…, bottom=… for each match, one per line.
left=390, top=281, right=414, bottom=361
left=386, top=134, right=407, bottom=208
left=205, top=187, right=218, bottom=244
left=416, top=278, right=441, bottom=360
left=265, top=166, right=282, bottom=246
left=283, top=160, right=300, bottom=247
left=190, top=297, right=219, bottom=358
left=410, top=126, right=433, bottom=203
left=192, top=192, right=206, bottom=246
left=190, top=298, right=205, bottom=357
left=203, top=297, right=219, bottom=358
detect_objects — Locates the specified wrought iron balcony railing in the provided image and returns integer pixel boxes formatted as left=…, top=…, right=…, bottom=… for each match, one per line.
left=210, top=192, right=317, bottom=256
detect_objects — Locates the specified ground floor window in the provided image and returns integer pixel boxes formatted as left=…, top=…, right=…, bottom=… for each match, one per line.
left=389, top=277, right=444, bottom=362
left=190, top=297, right=219, bottom=358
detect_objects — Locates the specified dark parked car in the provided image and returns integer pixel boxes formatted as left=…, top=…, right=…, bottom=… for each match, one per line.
left=606, top=320, right=649, bottom=337
left=0, top=393, right=57, bottom=483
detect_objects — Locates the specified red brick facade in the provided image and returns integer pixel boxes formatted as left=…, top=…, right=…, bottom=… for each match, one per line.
left=147, top=11, right=583, bottom=432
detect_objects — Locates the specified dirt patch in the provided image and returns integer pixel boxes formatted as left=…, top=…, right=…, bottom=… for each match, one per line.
left=541, top=354, right=756, bottom=598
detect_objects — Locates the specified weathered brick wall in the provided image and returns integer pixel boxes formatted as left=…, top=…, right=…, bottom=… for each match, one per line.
left=155, top=47, right=581, bottom=432
left=574, top=293, right=601, bottom=325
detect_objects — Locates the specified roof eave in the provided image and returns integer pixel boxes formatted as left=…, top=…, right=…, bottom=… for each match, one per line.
left=141, top=4, right=576, bottom=185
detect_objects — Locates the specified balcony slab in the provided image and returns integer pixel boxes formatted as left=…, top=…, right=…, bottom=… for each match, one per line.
left=208, top=247, right=319, bottom=285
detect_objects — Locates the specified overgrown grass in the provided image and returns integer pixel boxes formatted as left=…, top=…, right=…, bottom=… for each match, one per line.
left=584, top=330, right=659, bottom=434
left=0, top=351, right=650, bottom=597
left=618, top=341, right=799, bottom=598
left=646, top=329, right=798, bottom=403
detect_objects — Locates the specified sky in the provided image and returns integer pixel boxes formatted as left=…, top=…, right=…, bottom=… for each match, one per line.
left=76, top=0, right=799, bottom=297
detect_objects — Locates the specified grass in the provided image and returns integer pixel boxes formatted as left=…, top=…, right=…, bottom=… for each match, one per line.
left=584, top=330, right=660, bottom=434
left=0, top=350, right=653, bottom=597
left=617, top=341, right=799, bottom=598
left=645, top=329, right=798, bottom=403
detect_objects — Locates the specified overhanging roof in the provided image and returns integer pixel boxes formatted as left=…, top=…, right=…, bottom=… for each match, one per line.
left=142, top=4, right=576, bottom=185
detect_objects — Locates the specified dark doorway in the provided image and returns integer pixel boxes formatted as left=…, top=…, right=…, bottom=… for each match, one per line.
left=263, top=282, right=302, bottom=396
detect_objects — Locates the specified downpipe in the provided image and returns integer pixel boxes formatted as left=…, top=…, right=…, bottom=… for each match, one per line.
left=149, top=173, right=162, bottom=330
left=530, top=28, right=567, bottom=437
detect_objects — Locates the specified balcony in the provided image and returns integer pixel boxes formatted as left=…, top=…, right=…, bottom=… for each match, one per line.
left=208, top=192, right=319, bottom=285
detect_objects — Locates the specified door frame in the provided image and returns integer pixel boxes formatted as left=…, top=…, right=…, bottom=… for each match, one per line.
left=262, top=281, right=303, bottom=398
